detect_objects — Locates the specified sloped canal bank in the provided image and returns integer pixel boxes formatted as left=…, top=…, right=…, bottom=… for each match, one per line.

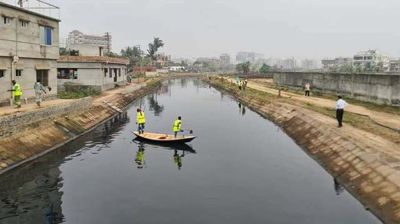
left=0, top=79, right=380, bottom=224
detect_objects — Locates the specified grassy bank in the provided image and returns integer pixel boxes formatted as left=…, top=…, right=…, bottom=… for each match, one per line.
left=209, top=77, right=400, bottom=144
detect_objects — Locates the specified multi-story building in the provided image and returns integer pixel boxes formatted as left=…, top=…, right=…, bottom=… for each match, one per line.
left=236, top=52, right=263, bottom=63
left=155, top=53, right=171, bottom=68
left=389, top=60, right=400, bottom=72
left=353, top=50, right=389, bottom=72
left=66, top=30, right=111, bottom=55
left=0, top=2, right=60, bottom=105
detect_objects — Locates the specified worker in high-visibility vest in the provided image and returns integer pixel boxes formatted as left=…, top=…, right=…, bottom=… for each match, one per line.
left=8, top=80, right=22, bottom=108
left=136, top=108, right=146, bottom=134
left=172, top=116, right=182, bottom=138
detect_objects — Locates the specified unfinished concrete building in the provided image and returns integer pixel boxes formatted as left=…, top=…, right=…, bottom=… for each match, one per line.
left=57, top=56, right=128, bottom=92
left=0, top=2, right=60, bottom=105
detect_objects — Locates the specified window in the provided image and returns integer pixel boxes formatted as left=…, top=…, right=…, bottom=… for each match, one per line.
left=0, top=70, right=4, bottom=78
left=39, top=26, right=53, bottom=45
left=16, top=70, right=22, bottom=77
left=109, top=68, right=112, bottom=78
left=2, top=16, right=12, bottom=25
left=104, top=68, right=108, bottom=77
left=57, top=68, right=78, bottom=79
left=36, top=70, right=49, bottom=86
left=19, top=20, right=29, bottom=28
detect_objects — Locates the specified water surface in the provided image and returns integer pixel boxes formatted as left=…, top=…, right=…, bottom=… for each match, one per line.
left=0, top=79, right=380, bottom=224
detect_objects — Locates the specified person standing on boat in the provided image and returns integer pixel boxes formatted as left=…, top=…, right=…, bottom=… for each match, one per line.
left=173, top=116, right=182, bottom=138
left=136, top=108, right=146, bottom=134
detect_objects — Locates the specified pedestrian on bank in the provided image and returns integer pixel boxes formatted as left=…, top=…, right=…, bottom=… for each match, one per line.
left=336, top=96, right=348, bottom=128
left=242, top=79, right=248, bottom=91
left=34, top=80, right=47, bottom=107
left=8, top=80, right=22, bottom=108
left=304, top=83, right=311, bottom=96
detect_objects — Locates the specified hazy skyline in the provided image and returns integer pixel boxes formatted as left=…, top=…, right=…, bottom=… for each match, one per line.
left=5, top=0, right=400, bottom=59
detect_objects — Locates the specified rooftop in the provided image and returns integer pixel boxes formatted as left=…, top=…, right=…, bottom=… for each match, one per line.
left=0, top=1, right=60, bottom=22
left=58, top=56, right=129, bottom=65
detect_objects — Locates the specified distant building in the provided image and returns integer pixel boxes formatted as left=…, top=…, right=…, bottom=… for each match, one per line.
left=236, top=52, right=263, bottom=63
left=321, top=57, right=353, bottom=71
left=300, top=59, right=319, bottom=70
left=169, top=66, right=185, bottom=72
left=389, top=60, right=400, bottom=72
left=57, top=56, right=128, bottom=92
left=0, top=2, right=60, bottom=105
left=66, top=30, right=112, bottom=55
left=220, top=54, right=231, bottom=65
left=155, top=53, right=171, bottom=68
left=353, top=50, right=389, bottom=72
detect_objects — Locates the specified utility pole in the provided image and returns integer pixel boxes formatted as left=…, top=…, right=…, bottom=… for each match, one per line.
left=105, top=32, right=110, bottom=54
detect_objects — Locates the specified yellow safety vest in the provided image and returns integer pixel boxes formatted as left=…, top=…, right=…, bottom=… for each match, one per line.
left=13, top=83, right=22, bottom=97
left=173, top=119, right=182, bottom=132
left=137, top=112, right=146, bottom=124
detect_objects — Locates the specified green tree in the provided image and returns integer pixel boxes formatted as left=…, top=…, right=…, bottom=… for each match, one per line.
left=59, top=47, right=70, bottom=56
left=121, top=46, right=143, bottom=69
left=259, top=63, right=271, bottom=74
left=236, top=61, right=251, bottom=74
left=147, top=37, right=164, bottom=60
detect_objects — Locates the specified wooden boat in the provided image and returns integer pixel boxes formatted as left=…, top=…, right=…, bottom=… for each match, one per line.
left=133, top=131, right=196, bottom=143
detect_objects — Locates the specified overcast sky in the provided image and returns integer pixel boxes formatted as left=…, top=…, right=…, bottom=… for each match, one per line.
left=6, top=0, right=400, bottom=59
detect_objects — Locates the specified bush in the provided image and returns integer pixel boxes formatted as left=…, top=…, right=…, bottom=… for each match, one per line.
left=58, top=89, right=100, bottom=99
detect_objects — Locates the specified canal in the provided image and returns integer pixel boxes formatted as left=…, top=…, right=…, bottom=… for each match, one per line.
left=0, top=79, right=380, bottom=224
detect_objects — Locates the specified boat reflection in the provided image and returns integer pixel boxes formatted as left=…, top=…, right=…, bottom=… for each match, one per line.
left=132, top=140, right=196, bottom=170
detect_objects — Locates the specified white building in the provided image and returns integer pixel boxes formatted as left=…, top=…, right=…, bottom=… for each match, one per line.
left=389, top=60, right=400, bottom=72
left=0, top=1, right=60, bottom=105
left=169, top=66, right=185, bottom=72
left=57, top=56, right=128, bottom=92
left=353, top=50, right=390, bottom=72
left=66, top=30, right=112, bottom=55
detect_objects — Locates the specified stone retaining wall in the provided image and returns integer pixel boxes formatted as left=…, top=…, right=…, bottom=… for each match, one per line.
left=0, top=80, right=161, bottom=175
left=0, top=97, right=93, bottom=139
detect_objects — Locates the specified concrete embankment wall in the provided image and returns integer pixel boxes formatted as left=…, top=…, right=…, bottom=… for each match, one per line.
left=0, top=81, right=158, bottom=174
left=0, top=98, right=93, bottom=139
left=273, top=72, right=400, bottom=106
left=207, top=78, right=400, bottom=224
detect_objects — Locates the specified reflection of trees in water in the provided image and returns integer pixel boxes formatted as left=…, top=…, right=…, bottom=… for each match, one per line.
left=180, top=78, right=188, bottom=88
left=0, top=113, right=130, bottom=224
left=147, top=94, right=164, bottom=116
left=192, top=78, right=208, bottom=89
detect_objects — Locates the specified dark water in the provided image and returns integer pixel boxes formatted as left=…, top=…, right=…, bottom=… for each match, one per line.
left=0, top=79, right=380, bottom=224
